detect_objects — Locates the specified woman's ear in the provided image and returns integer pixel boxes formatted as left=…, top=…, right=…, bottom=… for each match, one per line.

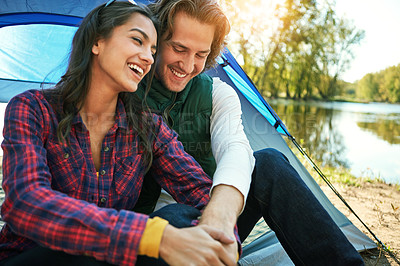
left=92, top=39, right=102, bottom=55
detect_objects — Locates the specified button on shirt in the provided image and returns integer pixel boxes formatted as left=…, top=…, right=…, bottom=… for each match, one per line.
left=0, top=90, right=212, bottom=265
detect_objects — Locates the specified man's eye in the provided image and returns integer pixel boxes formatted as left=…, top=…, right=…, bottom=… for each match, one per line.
left=173, top=46, right=184, bottom=53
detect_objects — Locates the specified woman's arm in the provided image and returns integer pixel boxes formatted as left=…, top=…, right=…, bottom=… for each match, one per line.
left=1, top=91, right=147, bottom=266
left=148, top=115, right=212, bottom=209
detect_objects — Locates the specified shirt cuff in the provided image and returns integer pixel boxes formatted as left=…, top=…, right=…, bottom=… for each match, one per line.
left=138, top=216, right=169, bottom=258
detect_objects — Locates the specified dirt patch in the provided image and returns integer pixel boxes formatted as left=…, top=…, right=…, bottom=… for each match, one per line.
left=320, top=181, right=400, bottom=265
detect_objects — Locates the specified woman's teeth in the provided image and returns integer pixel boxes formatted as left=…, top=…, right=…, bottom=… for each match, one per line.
left=128, top=63, right=144, bottom=76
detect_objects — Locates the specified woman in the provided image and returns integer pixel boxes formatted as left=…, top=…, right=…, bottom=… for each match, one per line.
left=0, top=2, right=236, bottom=265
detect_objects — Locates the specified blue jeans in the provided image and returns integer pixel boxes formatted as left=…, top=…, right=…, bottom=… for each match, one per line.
left=237, top=148, right=364, bottom=266
left=0, top=204, right=199, bottom=266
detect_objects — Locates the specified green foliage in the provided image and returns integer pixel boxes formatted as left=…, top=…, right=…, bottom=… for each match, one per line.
left=223, top=0, right=365, bottom=100
left=355, top=64, right=400, bottom=103
left=223, top=0, right=398, bottom=103
left=337, top=79, right=356, bottom=99
left=357, top=73, right=379, bottom=101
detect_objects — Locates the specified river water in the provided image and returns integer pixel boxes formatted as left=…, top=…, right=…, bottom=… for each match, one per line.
left=269, top=99, right=400, bottom=185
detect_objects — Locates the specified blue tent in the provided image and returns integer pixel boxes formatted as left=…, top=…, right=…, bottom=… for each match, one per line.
left=0, top=0, right=376, bottom=264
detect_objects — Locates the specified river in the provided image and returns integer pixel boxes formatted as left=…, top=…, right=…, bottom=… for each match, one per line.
left=268, top=99, right=400, bottom=185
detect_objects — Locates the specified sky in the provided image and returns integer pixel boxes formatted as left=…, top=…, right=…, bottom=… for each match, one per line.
left=335, top=0, right=400, bottom=82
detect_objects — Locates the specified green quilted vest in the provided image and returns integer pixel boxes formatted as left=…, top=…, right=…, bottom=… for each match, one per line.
left=137, top=73, right=217, bottom=177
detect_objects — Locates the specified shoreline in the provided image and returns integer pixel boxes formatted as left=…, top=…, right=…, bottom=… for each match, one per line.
left=320, top=180, right=400, bottom=265
left=301, top=157, right=400, bottom=264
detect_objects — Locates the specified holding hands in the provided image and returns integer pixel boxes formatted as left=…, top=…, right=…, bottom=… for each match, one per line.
left=159, top=224, right=237, bottom=266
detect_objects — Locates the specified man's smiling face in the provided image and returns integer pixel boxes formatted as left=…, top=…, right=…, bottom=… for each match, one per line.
left=154, top=11, right=215, bottom=92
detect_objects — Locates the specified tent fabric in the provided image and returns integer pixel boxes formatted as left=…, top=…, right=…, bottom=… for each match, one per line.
left=216, top=52, right=290, bottom=136
left=0, top=0, right=106, bottom=102
left=0, top=0, right=377, bottom=264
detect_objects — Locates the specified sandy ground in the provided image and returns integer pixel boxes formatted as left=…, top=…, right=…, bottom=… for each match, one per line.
left=320, top=181, right=400, bottom=265
left=0, top=169, right=399, bottom=265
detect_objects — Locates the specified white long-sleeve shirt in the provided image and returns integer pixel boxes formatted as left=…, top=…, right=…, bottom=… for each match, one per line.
left=155, top=78, right=255, bottom=211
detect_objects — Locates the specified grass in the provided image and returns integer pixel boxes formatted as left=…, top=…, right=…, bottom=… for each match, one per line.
left=288, top=146, right=400, bottom=191
left=312, top=164, right=400, bottom=191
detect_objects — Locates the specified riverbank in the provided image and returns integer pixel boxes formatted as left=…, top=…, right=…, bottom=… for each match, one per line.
left=0, top=162, right=399, bottom=264
left=303, top=159, right=400, bottom=265
left=320, top=180, right=400, bottom=265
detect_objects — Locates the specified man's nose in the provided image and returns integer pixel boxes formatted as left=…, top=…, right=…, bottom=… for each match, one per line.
left=178, top=54, right=195, bottom=74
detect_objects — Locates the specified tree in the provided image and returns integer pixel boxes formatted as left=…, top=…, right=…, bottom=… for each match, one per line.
left=357, top=73, right=379, bottom=101
left=356, top=64, right=400, bottom=103
left=222, top=0, right=365, bottom=100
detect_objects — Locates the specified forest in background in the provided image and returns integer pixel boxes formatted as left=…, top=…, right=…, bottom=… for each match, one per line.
left=355, top=64, right=400, bottom=103
left=222, top=0, right=400, bottom=103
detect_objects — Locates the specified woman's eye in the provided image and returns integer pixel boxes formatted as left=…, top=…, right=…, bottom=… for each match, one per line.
left=132, top=37, right=142, bottom=45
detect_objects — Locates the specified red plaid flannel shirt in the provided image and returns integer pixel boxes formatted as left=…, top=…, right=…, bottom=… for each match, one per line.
left=0, top=90, right=212, bottom=265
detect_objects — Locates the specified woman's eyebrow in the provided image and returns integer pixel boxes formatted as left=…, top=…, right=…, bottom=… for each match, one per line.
left=129, top=28, right=149, bottom=39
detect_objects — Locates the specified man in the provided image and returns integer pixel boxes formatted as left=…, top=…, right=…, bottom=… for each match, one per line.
left=135, top=0, right=365, bottom=264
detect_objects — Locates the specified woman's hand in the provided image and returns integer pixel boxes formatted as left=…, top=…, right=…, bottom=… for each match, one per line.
left=159, top=224, right=236, bottom=266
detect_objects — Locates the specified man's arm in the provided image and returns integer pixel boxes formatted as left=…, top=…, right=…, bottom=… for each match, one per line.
left=208, top=78, right=255, bottom=209
left=199, top=77, right=255, bottom=253
left=200, top=185, right=242, bottom=233
left=199, top=185, right=243, bottom=259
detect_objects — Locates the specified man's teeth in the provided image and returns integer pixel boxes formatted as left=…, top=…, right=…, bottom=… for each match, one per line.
left=171, top=68, right=187, bottom=78
left=128, top=63, right=144, bottom=76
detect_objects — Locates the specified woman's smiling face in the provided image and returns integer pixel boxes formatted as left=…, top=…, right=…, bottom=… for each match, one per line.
left=91, top=12, right=157, bottom=94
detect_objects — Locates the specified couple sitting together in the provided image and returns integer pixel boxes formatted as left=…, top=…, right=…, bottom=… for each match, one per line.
left=0, top=0, right=364, bottom=265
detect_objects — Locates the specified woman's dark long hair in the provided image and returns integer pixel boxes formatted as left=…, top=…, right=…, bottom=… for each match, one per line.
left=46, top=2, right=159, bottom=171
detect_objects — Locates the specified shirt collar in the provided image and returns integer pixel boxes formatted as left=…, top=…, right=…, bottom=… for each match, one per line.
left=115, top=97, right=128, bottom=129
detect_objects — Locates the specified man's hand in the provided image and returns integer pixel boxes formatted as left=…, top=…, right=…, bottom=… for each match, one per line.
left=159, top=224, right=236, bottom=266
left=199, top=185, right=244, bottom=261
